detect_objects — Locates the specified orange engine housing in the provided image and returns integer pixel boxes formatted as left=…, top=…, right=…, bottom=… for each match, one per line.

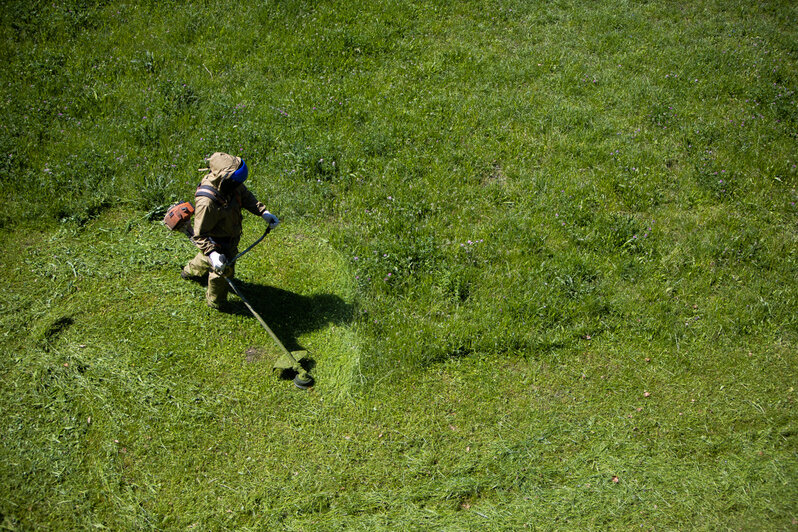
left=163, top=202, right=194, bottom=232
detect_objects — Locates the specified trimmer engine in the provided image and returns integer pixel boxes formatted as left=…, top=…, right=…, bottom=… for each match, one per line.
left=163, top=202, right=195, bottom=237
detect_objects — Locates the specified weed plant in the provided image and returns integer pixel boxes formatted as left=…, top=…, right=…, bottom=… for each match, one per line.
left=1, top=0, right=796, bottom=529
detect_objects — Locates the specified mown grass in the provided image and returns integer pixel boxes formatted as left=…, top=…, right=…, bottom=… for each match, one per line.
left=1, top=0, right=797, bottom=529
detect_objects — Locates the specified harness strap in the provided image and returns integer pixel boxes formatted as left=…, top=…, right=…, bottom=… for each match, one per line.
left=195, top=184, right=224, bottom=204
left=195, top=184, right=242, bottom=207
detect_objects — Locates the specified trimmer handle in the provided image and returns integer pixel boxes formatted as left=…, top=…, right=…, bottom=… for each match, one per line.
left=228, top=227, right=271, bottom=268
left=175, top=221, right=270, bottom=272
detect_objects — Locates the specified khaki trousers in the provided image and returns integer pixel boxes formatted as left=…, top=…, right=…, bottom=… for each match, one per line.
left=183, top=251, right=237, bottom=308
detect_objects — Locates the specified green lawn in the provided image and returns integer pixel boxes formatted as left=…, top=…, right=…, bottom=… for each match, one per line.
left=1, top=0, right=796, bottom=529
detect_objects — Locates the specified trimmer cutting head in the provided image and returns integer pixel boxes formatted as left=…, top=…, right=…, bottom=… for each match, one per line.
left=293, top=372, right=314, bottom=390
left=273, top=349, right=314, bottom=389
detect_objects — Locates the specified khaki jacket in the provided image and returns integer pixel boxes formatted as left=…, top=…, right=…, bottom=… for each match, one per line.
left=191, top=152, right=268, bottom=255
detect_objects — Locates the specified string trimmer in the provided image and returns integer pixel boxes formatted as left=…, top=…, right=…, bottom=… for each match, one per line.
left=164, top=203, right=314, bottom=389
left=223, top=274, right=314, bottom=389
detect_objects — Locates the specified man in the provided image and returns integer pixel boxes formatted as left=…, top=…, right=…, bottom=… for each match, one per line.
left=181, top=152, right=279, bottom=309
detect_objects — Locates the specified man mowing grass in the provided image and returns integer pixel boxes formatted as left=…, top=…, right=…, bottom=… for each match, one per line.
left=181, top=152, right=280, bottom=309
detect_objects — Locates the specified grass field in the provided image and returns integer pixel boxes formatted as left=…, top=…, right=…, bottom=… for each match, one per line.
left=1, top=0, right=796, bottom=529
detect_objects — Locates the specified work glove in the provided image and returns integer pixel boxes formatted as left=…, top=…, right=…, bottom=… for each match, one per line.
left=209, top=251, right=227, bottom=273
left=262, top=211, right=280, bottom=229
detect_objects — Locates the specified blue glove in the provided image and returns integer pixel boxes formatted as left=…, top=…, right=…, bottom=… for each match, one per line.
left=262, top=211, right=280, bottom=229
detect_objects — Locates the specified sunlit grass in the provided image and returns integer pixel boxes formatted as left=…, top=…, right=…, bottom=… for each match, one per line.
left=1, top=0, right=796, bottom=528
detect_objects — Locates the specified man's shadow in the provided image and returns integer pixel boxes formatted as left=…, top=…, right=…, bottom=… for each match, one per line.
left=225, top=279, right=355, bottom=378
